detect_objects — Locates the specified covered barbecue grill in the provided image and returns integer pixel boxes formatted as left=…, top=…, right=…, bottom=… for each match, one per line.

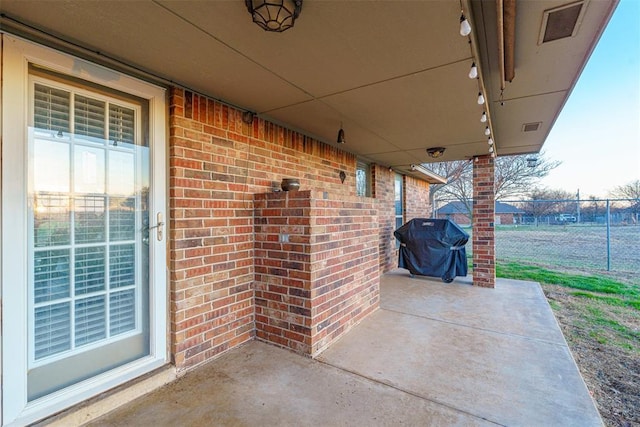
left=394, top=218, right=469, bottom=283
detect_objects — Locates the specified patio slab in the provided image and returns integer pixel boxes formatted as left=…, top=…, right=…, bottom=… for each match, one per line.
left=88, top=341, right=492, bottom=426
left=320, top=271, right=602, bottom=426
left=89, top=270, right=602, bottom=427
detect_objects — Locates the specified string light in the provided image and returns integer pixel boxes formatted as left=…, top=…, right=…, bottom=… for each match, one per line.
left=457, top=7, right=496, bottom=158
left=460, top=12, right=471, bottom=36
left=468, top=62, right=478, bottom=79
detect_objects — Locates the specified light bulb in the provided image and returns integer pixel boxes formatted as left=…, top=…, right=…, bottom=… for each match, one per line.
left=489, top=146, right=494, bottom=153
left=480, top=112, right=487, bottom=123
left=468, top=62, right=478, bottom=79
left=460, top=13, right=471, bottom=36
left=484, top=126, right=490, bottom=136
left=477, top=92, right=485, bottom=105
left=488, top=137, right=494, bottom=146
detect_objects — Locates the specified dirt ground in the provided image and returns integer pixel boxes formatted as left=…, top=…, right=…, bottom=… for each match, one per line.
left=544, top=285, right=640, bottom=427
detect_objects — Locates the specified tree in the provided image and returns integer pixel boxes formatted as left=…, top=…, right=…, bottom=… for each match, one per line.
left=494, top=154, right=561, bottom=199
left=428, top=152, right=560, bottom=218
left=427, top=160, right=472, bottom=216
left=609, top=179, right=640, bottom=200
left=523, top=187, right=574, bottom=226
left=608, top=179, right=640, bottom=223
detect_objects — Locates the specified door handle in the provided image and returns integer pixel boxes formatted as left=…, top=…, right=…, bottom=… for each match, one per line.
left=148, top=212, right=164, bottom=241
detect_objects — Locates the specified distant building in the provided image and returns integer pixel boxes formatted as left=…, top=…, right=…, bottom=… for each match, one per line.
left=436, top=201, right=525, bottom=225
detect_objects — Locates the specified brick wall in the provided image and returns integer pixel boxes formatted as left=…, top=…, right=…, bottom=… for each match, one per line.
left=169, top=87, right=431, bottom=369
left=169, top=88, right=360, bottom=368
left=372, top=165, right=397, bottom=272
left=405, top=176, right=431, bottom=221
left=472, top=155, right=495, bottom=288
left=254, top=191, right=379, bottom=356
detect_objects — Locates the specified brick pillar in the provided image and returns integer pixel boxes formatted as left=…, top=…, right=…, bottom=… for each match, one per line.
left=472, top=155, right=495, bottom=288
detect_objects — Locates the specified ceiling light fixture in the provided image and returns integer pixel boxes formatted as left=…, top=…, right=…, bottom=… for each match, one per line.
left=245, top=0, right=303, bottom=32
left=480, top=112, right=487, bottom=123
left=484, top=126, right=491, bottom=136
left=468, top=62, right=478, bottom=79
left=477, top=92, right=485, bottom=105
left=336, top=124, right=346, bottom=144
left=426, top=147, right=446, bottom=158
left=460, top=12, right=472, bottom=36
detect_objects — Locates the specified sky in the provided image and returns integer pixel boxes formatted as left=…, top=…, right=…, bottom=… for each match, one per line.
left=538, top=0, right=640, bottom=199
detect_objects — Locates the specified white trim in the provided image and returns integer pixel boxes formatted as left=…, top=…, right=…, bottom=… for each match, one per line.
left=1, top=35, right=168, bottom=426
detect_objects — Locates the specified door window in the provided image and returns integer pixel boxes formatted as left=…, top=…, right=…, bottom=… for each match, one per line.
left=28, top=78, right=149, bottom=400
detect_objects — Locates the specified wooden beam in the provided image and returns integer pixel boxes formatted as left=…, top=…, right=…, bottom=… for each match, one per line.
left=503, top=0, right=516, bottom=83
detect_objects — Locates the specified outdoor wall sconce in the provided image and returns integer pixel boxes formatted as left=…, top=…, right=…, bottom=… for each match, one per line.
left=426, top=147, right=446, bottom=158
left=245, top=0, right=303, bottom=32
left=242, top=111, right=255, bottom=124
left=336, top=126, right=346, bottom=144
left=339, top=171, right=346, bottom=183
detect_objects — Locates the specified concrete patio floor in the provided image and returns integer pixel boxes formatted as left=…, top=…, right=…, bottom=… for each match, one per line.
left=88, top=270, right=602, bottom=426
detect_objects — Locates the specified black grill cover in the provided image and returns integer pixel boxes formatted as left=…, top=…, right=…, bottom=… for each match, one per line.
left=394, top=218, right=469, bottom=282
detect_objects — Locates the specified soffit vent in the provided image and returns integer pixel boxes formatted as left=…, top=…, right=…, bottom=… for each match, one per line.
left=539, top=1, right=586, bottom=44
left=522, top=122, right=541, bottom=132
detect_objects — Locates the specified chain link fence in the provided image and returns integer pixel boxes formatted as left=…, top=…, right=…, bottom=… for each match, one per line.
left=434, top=198, right=640, bottom=281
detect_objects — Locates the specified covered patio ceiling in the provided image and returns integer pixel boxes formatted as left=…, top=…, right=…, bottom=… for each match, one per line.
left=0, top=0, right=617, bottom=179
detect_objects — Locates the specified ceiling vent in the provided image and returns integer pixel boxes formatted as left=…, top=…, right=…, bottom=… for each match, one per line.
left=522, top=122, right=542, bottom=132
left=539, top=1, right=586, bottom=44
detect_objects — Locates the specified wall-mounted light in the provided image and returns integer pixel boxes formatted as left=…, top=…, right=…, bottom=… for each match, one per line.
left=460, top=12, right=471, bottom=36
left=336, top=125, right=346, bottom=144
left=426, top=147, right=446, bottom=158
left=339, top=170, right=346, bottom=183
left=242, top=111, right=255, bottom=124
left=245, top=0, right=303, bottom=32
left=468, top=62, right=478, bottom=79
left=480, top=112, right=487, bottom=123
left=477, top=92, right=485, bottom=105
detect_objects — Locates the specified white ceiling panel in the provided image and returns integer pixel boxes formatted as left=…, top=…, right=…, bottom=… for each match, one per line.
left=0, top=0, right=618, bottom=167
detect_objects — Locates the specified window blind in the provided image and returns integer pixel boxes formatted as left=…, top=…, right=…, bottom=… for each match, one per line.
left=31, top=82, right=139, bottom=363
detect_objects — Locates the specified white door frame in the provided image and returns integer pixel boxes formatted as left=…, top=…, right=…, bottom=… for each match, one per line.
left=1, top=35, right=168, bottom=426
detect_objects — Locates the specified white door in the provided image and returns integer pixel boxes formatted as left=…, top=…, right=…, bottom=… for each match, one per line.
left=2, top=36, right=167, bottom=425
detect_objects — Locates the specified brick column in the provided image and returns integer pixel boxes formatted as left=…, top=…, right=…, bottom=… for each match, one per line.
left=472, top=155, right=495, bottom=288
left=254, top=190, right=379, bottom=356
